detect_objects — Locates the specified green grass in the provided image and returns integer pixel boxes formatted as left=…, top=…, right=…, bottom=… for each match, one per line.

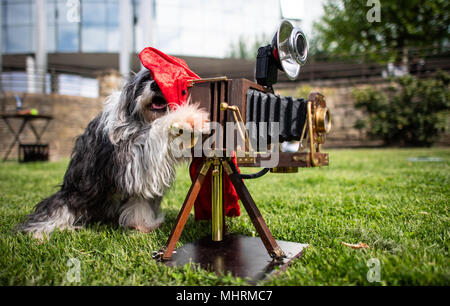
left=0, top=148, right=449, bottom=285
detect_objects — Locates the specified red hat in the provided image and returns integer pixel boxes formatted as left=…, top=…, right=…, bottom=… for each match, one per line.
left=139, top=47, right=200, bottom=109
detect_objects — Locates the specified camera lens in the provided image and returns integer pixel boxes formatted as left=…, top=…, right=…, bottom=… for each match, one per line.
left=291, top=30, right=307, bottom=65
left=324, top=110, right=330, bottom=132
left=315, top=107, right=331, bottom=134
left=295, top=34, right=306, bottom=58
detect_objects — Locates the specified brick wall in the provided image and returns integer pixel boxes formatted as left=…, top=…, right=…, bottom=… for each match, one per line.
left=276, top=80, right=450, bottom=148
left=0, top=93, right=104, bottom=161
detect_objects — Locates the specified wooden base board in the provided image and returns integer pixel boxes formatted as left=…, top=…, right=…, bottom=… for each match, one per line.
left=163, top=235, right=308, bottom=283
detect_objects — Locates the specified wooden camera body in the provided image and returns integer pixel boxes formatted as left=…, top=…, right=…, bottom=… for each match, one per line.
left=188, top=77, right=330, bottom=170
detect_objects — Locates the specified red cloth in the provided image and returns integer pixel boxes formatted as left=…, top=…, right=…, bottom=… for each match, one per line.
left=189, top=156, right=241, bottom=220
left=138, top=47, right=241, bottom=220
left=139, top=47, right=200, bottom=109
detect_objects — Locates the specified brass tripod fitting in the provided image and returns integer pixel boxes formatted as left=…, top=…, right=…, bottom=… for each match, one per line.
left=211, top=158, right=224, bottom=241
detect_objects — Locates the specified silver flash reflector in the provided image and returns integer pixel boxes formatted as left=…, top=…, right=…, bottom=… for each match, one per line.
left=255, top=20, right=309, bottom=87
left=276, top=20, right=309, bottom=80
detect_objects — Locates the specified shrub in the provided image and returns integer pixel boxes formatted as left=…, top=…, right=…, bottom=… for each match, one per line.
left=353, top=72, right=450, bottom=146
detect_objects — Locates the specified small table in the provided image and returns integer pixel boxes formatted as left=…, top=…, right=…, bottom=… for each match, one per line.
left=1, top=113, right=53, bottom=162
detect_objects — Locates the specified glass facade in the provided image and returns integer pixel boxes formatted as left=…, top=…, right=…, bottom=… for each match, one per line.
left=2, top=0, right=120, bottom=54
left=81, top=0, right=119, bottom=52
left=1, top=0, right=282, bottom=98
left=2, top=0, right=36, bottom=53
left=2, top=0, right=282, bottom=57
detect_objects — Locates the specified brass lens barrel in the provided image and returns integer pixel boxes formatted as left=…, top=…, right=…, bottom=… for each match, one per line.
left=315, top=107, right=331, bottom=134
left=211, top=161, right=224, bottom=241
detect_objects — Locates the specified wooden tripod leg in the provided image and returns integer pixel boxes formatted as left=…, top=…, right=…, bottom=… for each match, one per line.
left=161, top=159, right=211, bottom=260
left=222, top=159, right=285, bottom=259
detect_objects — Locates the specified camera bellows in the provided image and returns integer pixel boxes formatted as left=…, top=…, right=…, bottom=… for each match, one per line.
left=246, top=89, right=307, bottom=149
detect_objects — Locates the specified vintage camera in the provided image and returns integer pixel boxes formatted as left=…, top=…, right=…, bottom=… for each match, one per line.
left=188, top=20, right=331, bottom=171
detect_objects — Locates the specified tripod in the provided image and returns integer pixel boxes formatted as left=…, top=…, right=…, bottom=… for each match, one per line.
left=155, top=155, right=285, bottom=261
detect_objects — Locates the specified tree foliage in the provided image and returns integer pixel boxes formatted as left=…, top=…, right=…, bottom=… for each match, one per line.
left=314, top=0, right=450, bottom=63
left=353, top=72, right=450, bottom=146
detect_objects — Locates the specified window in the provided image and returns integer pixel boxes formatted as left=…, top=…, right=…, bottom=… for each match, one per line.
left=55, top=0, right=80, bottom=52
left=48, top=0, right=120, bottom=53
left=1, top=71, right=51, bottom=94
left=58, top=74, right=99, bottom=98
left=2, top=0, right=35, bottom=54
left=58, top=24, right=79, bottom=52
left=1, top=0, right=130, bottom=54
left=81, top=0, right=119, bottom=52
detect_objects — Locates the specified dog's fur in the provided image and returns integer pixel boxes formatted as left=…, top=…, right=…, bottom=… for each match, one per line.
left=18, top=69, right=208, bottom=239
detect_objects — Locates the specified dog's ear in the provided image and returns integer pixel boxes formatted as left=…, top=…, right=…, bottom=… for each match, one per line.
left=120, top=68, right=169, bottom=123
left=133, top=69, right=154, bottom=99
left=120, top=69, right=153, bottom=119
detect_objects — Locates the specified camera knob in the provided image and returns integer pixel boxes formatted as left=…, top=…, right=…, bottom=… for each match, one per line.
left=220, top=102, right=238, bottom=112
left=220, top=102, right=229, bottom=111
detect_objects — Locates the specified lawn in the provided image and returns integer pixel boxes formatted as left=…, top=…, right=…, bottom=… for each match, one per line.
left=0, top=148, right=449, bottom=285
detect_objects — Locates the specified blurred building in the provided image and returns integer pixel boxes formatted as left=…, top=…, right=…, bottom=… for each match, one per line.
left=1, top=0, right=286, bottom=98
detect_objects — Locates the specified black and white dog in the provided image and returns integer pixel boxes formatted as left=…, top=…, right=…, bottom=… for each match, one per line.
left=19, top=69, right=209, bottom=239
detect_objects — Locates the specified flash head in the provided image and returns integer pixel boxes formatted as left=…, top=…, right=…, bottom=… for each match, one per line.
left=276, top=20, right=308, bottom=80
left=256, top=20, right=308, bottom=87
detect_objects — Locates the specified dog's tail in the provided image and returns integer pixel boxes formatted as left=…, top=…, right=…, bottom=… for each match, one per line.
left=17, top=191, right=77, bottom=239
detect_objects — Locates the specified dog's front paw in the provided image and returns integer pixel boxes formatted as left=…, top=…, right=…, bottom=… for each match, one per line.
left=167, top=104, right=210, bottom=137
left=169, top=121, right=193, bottom=137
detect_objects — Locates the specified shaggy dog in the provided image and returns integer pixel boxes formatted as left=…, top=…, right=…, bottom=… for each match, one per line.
left=18, top=69, right=209, bottom=239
